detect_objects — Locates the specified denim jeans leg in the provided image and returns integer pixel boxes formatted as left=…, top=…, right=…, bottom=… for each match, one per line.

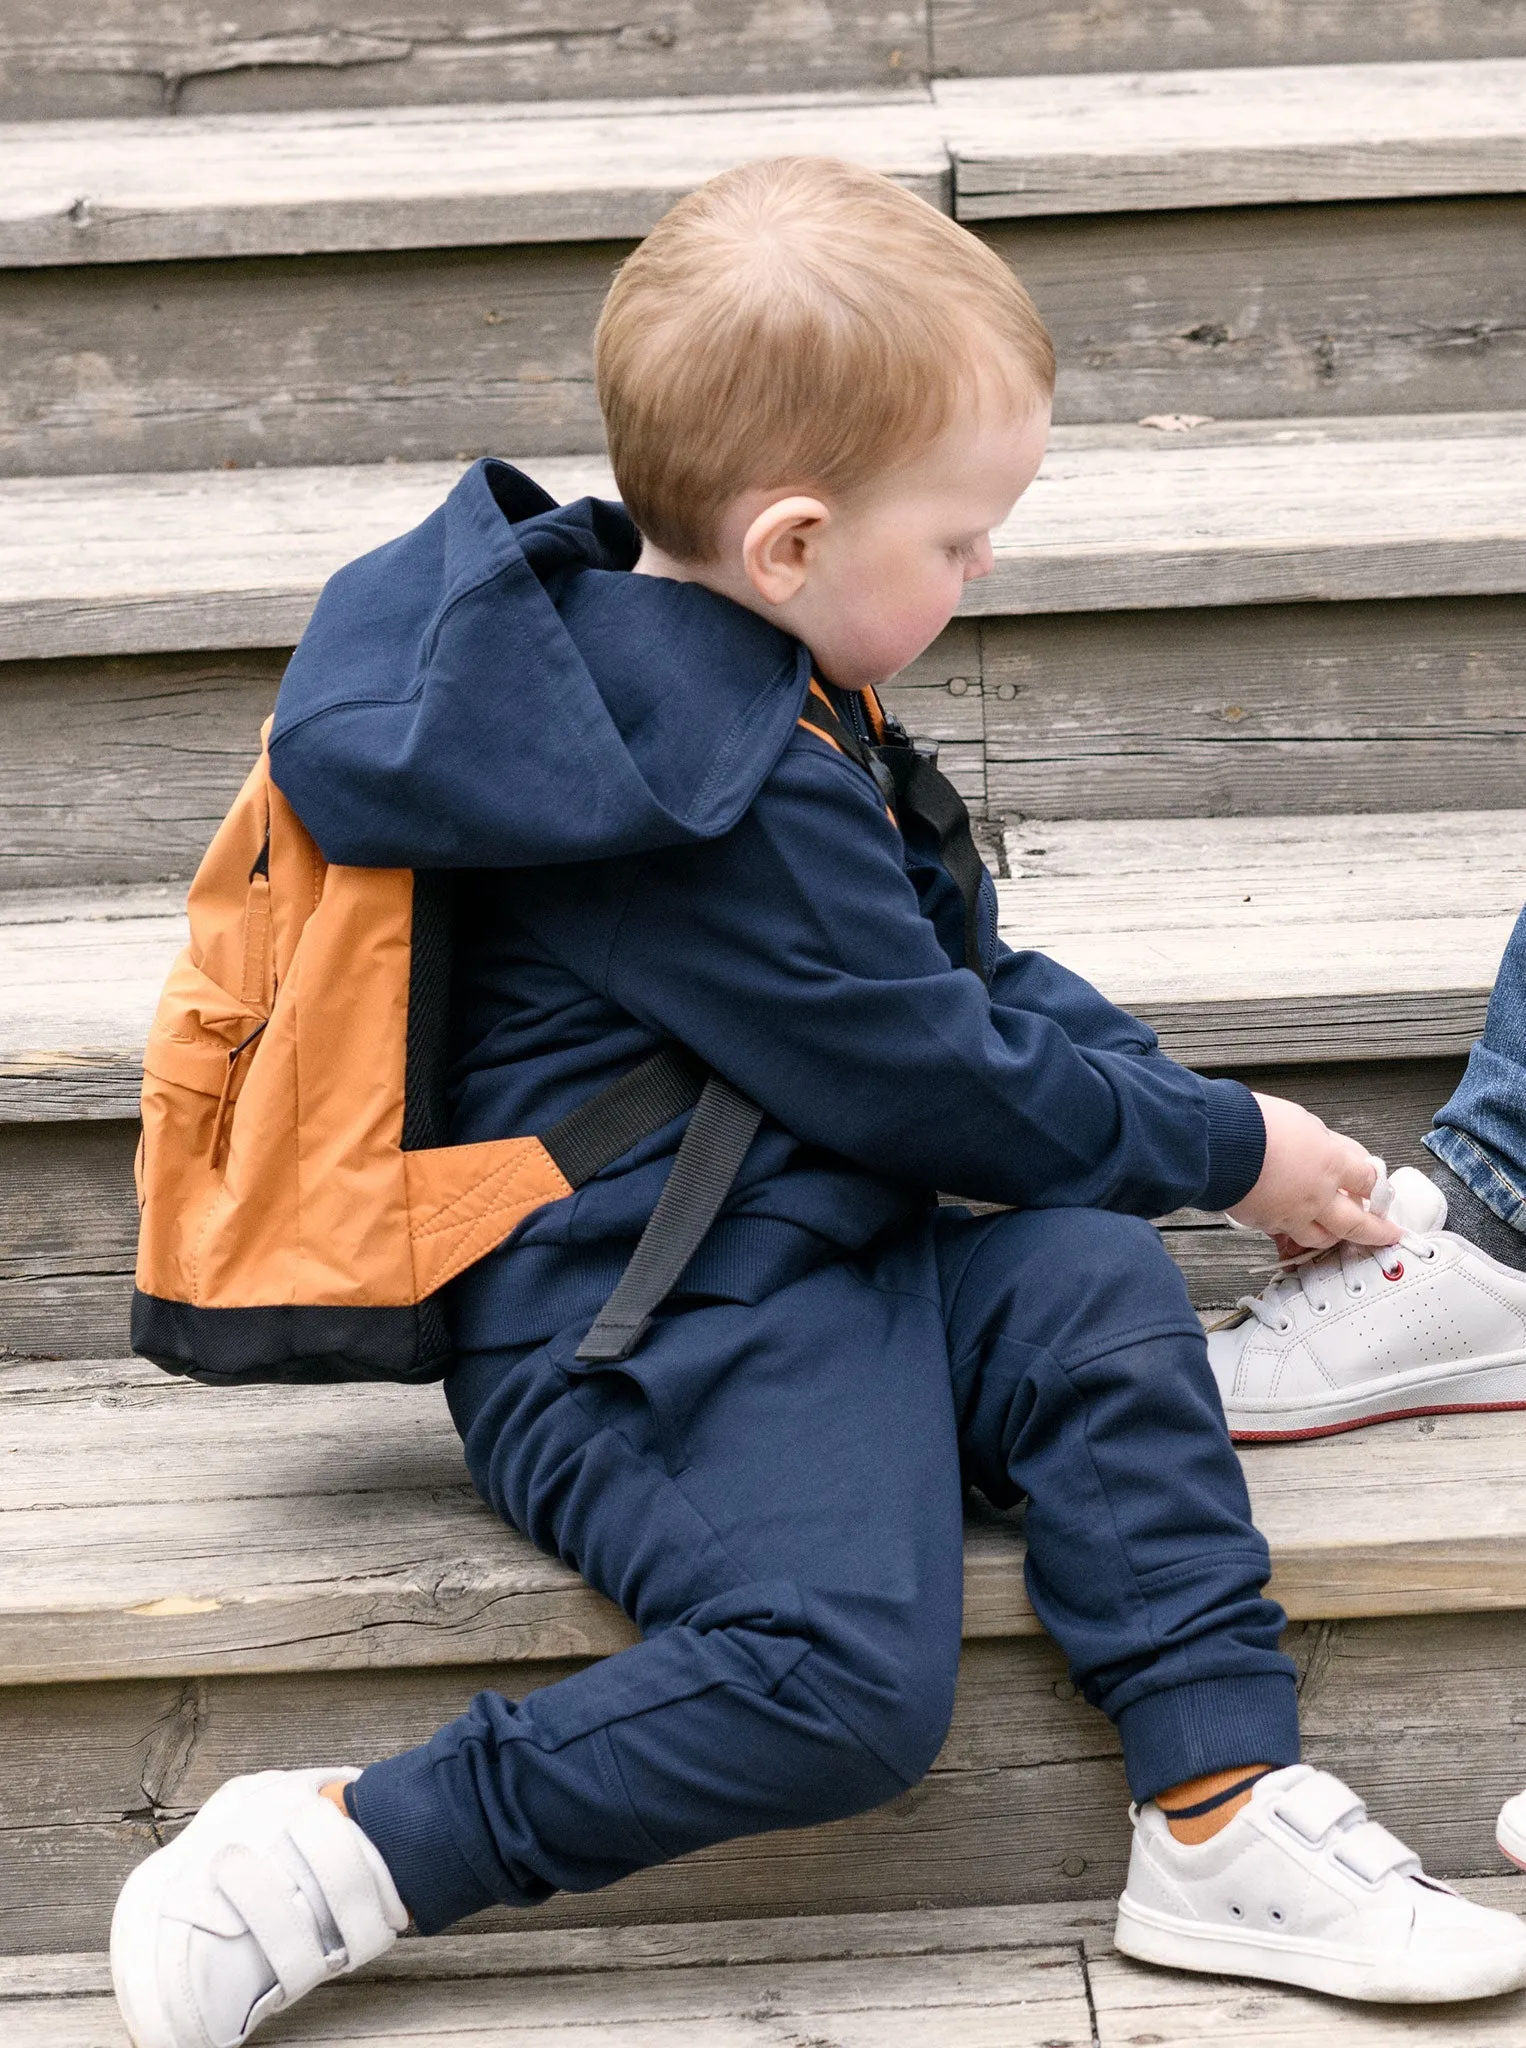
left=1425, top=901, right=1526, bottom=1232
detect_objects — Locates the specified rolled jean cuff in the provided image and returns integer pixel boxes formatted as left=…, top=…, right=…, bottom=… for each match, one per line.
left=348, top=1746, right=499, bottom=1935
left=1423, top=1127, right=1526, bottom=1235
left=1114, top=1672, right=1301, bottom=1806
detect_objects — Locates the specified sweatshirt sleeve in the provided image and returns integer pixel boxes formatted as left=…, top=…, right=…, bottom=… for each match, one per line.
left=596, top=740, right=1265, bottom=1218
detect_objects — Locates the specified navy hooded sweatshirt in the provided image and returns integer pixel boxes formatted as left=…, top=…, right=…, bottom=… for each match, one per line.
left=269, top=461, right=1265, bottom=1347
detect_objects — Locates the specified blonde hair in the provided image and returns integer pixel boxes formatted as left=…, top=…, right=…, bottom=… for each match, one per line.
left=594, top=156, right=1054, bottom=562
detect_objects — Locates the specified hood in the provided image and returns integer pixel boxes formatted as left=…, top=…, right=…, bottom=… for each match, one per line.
left=269, top=460, right=811, bottom=868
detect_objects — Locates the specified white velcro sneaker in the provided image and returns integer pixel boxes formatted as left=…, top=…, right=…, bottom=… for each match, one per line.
left=111, top=1767, right=408, bottom=2048
left=1117, top=1764, right=1526, bottom=2003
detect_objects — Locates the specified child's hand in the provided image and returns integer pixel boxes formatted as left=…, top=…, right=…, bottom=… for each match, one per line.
left=1227, top=1092, right=1403, bottom=1251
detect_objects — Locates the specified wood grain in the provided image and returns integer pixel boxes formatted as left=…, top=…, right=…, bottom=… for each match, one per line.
left=4, top=62, right=1523, bottom=268
left=1, top=1620, right=1524, bottom=1957
left=0, top=96, right=950, bottom=269
left=0, top=809, right=1509, bottom=1124
left=6, top=417, right=1525, bottom=662
left=995, top=197, right=1526, bottom=432
left=997, top=809, right=1526, bottom=1063
left=0, top=242, right=621, bottom=478
left=0, top=650, right=283, bottom=886
left=0, top=1060, right=1463, bottom=1348
left=0, top=2, right=931, bottom=123
left=940, top=61, right=1526, bottom=221
left=933, top=1, right=1526, bottom=79
left=6, top=1365, right=1526, bottom=1688
left=980, top=597, right=1526, bottom=821
left=8, top=195, right=1526, bottom=478
left=10, top=1893, right=1526, bottom=2044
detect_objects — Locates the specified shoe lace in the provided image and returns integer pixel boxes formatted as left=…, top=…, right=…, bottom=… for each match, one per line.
left=1237, top=1231, right=1435, bottom=1333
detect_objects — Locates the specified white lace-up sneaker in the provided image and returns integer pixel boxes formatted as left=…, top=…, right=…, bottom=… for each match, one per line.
left=111, top=1767, right=409, bottom=2048
left=1117, top=1764, right=1526, bottom=2002
left=1208, top=1166, right=1526, bottom=1439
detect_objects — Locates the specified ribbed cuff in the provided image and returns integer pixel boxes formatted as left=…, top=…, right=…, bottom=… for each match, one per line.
left=1115, top=1671, right=1300, bottom=1805
left=348, top=1745, right=497, bottom=1936
left=1199, top=1079, right=1267, bottom=1213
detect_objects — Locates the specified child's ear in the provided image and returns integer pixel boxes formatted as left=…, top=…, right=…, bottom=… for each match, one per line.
left=742, top=496, right=830, bottom=606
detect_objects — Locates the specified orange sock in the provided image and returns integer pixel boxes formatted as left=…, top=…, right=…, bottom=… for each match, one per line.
left=1156, top=1765, right=1276, bottom=1844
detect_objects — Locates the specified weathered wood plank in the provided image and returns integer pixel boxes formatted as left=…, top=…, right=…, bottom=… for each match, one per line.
left=9, top=196, right=1526, bottom=479
left=997, top=809, right=1526, bottom=1064
left=932, top=1, right=1526, bottom=79
left=0, top=1640, right=1132, bottom=1952
left=6, top=418, right=1526, bottom=662
left=0, top=3, right=931, bottom=123
left=0, top=1060, right=1462, bottom=1349
left=3, top=62, right=1523, bottom=268
left=995, top=197, right=1526, bottom=433
left=2, top=1627, right=1526, bottom=1962
left=0, top=885, right=182, bottom=1121
left=0, top=242, right=619, bottom=478
left=0, top=1116, right=139, bottom=1358
left=980, top=597, right=1526, bottom=821
left=6, top=1367, right=1526, bottom=1685
left=974, top=414, right=1526, bottom=620
left=940, top=61, right=1526, bottom=221
left=0, top=810, right=1511, bottom=1123
left=0, top=651, right=282, bottom=888
left=0, top=642, right=981, bottom=892
left=0, top=1058, right=1460, bottom=1358
left=0, top=96, right=950, bottom=268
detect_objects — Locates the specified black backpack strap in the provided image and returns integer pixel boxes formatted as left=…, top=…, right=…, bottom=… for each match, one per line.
left=575, top=1073, right=764, bottom=1363
left=542, top=1045, right=709, bottom=1187
left=799, top=680, right=990, bottom=981
left=871, top=740, right=989, bottom=981
left=538, top=1047, right=765, bottom=1365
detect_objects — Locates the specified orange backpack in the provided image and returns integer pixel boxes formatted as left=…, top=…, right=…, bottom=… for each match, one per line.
left=131, top=721, right=759, bottom=1385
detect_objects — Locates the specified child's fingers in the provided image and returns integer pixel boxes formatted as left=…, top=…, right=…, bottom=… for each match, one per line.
left=1321, top=1191, right=1403, bottom=1247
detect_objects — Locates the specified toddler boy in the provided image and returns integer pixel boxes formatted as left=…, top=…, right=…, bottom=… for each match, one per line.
left=111, top=158, right=1526, bottom=2045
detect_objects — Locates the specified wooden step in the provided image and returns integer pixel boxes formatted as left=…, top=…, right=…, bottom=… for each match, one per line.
left=10, top=1360, right=1526, bottom=1684
left=6, top=595, right=1525, bottom=897
left=5, top=193, right=1524, bottom=479
left=5, top=63, right=1523, bottom=268
left=5, top=1362, right=1526, bottom=1949
left=8, top=1891, right=1526, bottom=2046
left=5, top=811, right=1516, bottom=1122
left=7, top=0, right=1526, bottom=124
left=6, top=416, right=1525, bottom=664
left=0, top=1058, right=1463, bottom=1364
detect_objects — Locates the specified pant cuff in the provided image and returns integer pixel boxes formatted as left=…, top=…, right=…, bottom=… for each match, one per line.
left=1423, top=1128, right=1526, bottom=1233
left=349, top=1744, right=498, bottom=1935
left=1114, top=1672, right=1300, bottom=1805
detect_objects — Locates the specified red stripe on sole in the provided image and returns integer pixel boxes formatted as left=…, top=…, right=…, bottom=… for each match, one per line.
left=1230, top=1398, right=1526, bottom=1443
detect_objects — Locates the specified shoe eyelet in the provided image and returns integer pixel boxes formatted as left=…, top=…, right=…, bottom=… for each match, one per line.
left=1421, top=1247, right=1437, bottom=1261
left=1382, top=1262, right=1405, bottom=1283
left=1278, top=1318, right=1293, bottom=1334
left=1312, top=1302, right=1329, bottom=1314
left=1269, top=1906, right=1285, bottom=1925
left=1348, top=1281, right=1366, bottom=1296
left=1228, top=1903, right=1245, bottom=1919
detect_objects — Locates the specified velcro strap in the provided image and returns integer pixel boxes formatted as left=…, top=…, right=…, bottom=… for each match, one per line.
left=211, top=1843, right=332, bottom=2000
left=286, top=1801, right=401, bottom=1966
left=1270, top=1769, right=1366, bottom=1847
left=1331, top=1820, right=1422, bottom=1886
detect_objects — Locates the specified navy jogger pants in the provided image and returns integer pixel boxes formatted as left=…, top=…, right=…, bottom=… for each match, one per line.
left=351, top=1205, right=1299, bottom=1932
